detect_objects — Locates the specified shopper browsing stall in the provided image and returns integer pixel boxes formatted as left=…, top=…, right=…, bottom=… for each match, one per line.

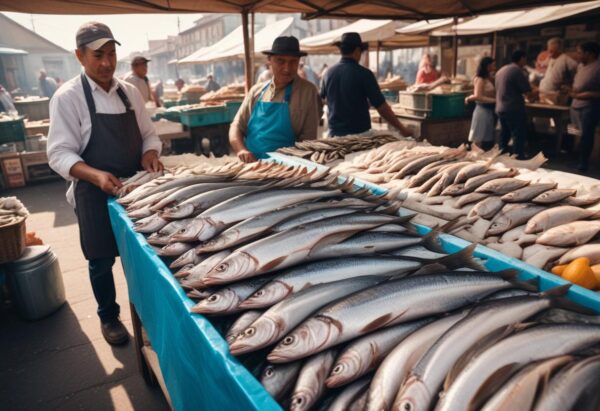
left=539, top=38, right=578, bottom=103
left=466, top=57, right=497, bottom=150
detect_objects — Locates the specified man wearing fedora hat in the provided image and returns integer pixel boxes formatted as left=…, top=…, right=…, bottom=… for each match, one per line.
left=321, top=32, right=412, bottom=138
left=47, top=22, right=163, bottom=346
left=229, top=36, right=322, bottom=162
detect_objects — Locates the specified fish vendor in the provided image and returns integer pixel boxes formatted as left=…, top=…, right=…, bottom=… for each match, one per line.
left=229, top=36, right=323, bottom=162
left=47, top=22, right=163, bottom=345
left=320, top=32, right=413, bottom=138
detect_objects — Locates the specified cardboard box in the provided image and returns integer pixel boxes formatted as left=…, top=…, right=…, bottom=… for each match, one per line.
left=0, top=153, right=26, bottom=188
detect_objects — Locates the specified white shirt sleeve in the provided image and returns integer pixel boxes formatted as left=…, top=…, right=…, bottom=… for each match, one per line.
left=125, top=82, right=162, bottom=155
left=47, top=89, right=85, bottom=181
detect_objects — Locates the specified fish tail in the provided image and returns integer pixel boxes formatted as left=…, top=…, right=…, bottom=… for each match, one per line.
left=422, top=230, right=445, bottom=254
left=435, top=244, right=486, bottom=271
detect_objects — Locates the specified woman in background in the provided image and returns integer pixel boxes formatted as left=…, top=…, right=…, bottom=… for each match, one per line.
left=415, top=54, right=440, bottom=84
left=466, top=56, right=497, bottom=150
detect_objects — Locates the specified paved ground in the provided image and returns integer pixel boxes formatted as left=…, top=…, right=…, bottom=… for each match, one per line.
left=0, top=180, right=169, bottom=411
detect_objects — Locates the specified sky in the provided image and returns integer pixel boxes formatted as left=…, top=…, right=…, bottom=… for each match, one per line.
left=3, top=12, right=205, bottom=56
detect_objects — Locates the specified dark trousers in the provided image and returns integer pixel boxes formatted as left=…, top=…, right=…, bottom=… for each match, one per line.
left=498, top=111, right=528, bottom=159
left=89, top=257, right=120, bottom=322
left=572, top=104, right=600, bottom=168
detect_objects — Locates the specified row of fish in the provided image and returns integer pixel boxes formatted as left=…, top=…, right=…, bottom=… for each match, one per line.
left=119, top=164, right=600, bottom=411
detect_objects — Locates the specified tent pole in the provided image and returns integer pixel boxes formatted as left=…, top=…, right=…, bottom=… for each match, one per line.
left=452, top=16, right=458, bottom=78
left=492, top=32, right=497, bottom=59
left=376, top=41, right=381, bottom=79
left=242, top=11, right=252, bottom=92
left=250, top=12, right=255, bottom=86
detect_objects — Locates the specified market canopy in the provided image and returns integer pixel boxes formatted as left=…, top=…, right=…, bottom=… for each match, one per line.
left=396, top=18, right=455, bottom=35
left=0, top=46, right=28, bottom=55
left=432, top=0, right=600, bottom=36
left=178, top=25, right=246, bottom=65
left=0, top=0, right=595, bottom=20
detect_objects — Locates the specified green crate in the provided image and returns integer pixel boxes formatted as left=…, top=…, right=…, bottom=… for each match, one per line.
left=225, top=101, right=242, bottom=122
left=0, top=117, right=26, bottom=145
left=179, top=106, right=229, bottom=127
left=162, top=100, right=177, bottom=109
left=430, top=93, right=467, bottom=119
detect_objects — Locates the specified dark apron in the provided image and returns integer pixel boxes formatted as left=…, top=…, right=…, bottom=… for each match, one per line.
left=75, top=73, right=143, bottom=260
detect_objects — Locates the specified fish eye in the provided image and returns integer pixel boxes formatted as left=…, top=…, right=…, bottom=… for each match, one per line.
left=333, top=364, right=343, bottom=374
left=403, top=402, right=413, bottom=411
left=264, top=367, right=274, bottom=377
left=208, top=295, right=219, bottom=302
left=293, top=397, right=303, bottom=405
left=255, top=290, right=264, bottom=297
left=216, top=263, right=228, bottom=272
left=245, top=327, right=255, bottom=336
left=282, top=336, right=295, bottom=345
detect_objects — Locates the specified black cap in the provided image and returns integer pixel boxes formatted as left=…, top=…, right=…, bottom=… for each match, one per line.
left=335, top=32, right=368, bottom=51
left=76, top=21, right=121, bottom=50
left=262, top=36, right=307, bottom=57
left=131, top=55, right=151, bottom=65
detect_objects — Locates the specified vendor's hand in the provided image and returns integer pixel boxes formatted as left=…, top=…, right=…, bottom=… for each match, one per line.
left=237, top=149, right=257, bottom=163
left=400, top=127, right=414, bottom=138
left=95, top=171, right=122, bottom=196
left=141, top=150, right=163, bottom=173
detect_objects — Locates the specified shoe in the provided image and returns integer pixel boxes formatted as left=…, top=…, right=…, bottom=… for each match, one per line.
left=101, top=319, right=130, bottom=346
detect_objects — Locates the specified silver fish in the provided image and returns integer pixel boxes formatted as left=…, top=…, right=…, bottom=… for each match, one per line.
left=487, top=204, right=546, bottom=236
left=127, top=205, right=155, bottom=220
left=202, top=213, right=407, bottom=286
left=531, top=188, right=577, bottom=205
left=367, top=314, right=466, bottom=411
left=261, top=362, right=303, bottom=402
left=500, top=183, right=557, bottom=203
left=291, top=349, right=337, bottom=411
left=453, top=192, right=488, bottom=209
left=240, top=256, right=421, bottom=310
left=126, top=187, right=179, bottom=211
left=536, top=220, right=600, bottom=247
left=326, top=321, right=429, bottom=389
left=268, top=272, right=518, bottom=363
left=230, top=276, right=384, bottom=355
left=390, top=246, right=447, bottom=260
left=475, top=178, right=530, bottom=194
left=133, top=213, right=169, bottom=233
left=327, top=377, right=371, bottom=411
left=169, top=247, right=206, bottom=269
left=436, top=324, right=600, bottom=411
left=147, top=218, right=194, bottom=246
left=271, top=208, right=360, bottom=233
left=467, top=197, right=504, bottom=221
left=157, top=241, right=194, bottom=257
left=525, top=205, right=599, bottom=234
left=463, top=169, right=518, bottom=192
left=225, top=310, right=263, bottom=345
left=395, top=292, right=565, bottom=411
left=178, top=249, right=231, bottom=285
left=563, top=194, right=600, bottom=207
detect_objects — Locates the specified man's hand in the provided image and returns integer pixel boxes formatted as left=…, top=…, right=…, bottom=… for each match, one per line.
left=399, top=126, right=414, bottom=138
left=237, top=149, right=257, bottom=163
left=141, top=150, right=163, bottom=172
left=94, top=170, right=123, bottom=196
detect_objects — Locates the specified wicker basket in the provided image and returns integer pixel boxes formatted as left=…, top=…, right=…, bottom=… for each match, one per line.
left=0, top=218, right=26, bottom=263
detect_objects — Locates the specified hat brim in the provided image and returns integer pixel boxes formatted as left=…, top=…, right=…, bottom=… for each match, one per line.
left=85, top=38, right=121, bottom=51
left=262, top=50, right=308, bottom=57
left=334, top=41, right=369, bottom=51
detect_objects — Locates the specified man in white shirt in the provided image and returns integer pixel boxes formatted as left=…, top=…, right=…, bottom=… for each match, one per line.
left=122, top=55, right=159, bottom=106
left=47, top=22, right=162, bottom=345
left=539, top=38, right=578, bottom=101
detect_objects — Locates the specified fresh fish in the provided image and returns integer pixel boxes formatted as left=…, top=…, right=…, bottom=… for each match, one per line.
left=454, top=160, right=493, bottom=184
left=171, top=188, right=343, bottom=242
left=487, top=204, right=546, bottom=236
left=475, top=178, right=530, bottom=194
left=525, top=205, right=599, bottom=234
left=230, top=276, right=384, bottom=355
left=395, top=291, right=568, bottom=411
left=268, top=271, right=520, bottom=363
left=367, top=314, right=466, bottom=411
left=453, top=192, right=488, bottom=209
left=173, top=264, right=195, bottom=278
left=121, top=174, right=231, bottom=204
left=147, top=218, right=194, bottom=246
left=157, top=241, right=194, bottom=257
left=436, top=324, right=600, bottom=411
left=481, top=356, right=574, bottom=411
left=126, top=187, right=179, bottom=211
left=327, top=377, right=371, bottom=411
left=161, top=185, right=261, bottom=220
left=501, top=183, right=557, bottom=203
left=463, top=169, right=518, bottom=192
left=177, top=249, right=231, bottom=285
left=536, top=220, right=600, bottom=247
left=261, top=362, right=303, bottom=402
left=169, top=247, right=206, bottom=269
left=186, top=287, right=214, bottom=300
left=559, top=243, right=600, bottom=265
left=291, top=349, right=337, bottom=411
left=415, top=173, right=443, bottom=194
left=326, top=321, right=428, bottom=389
left=225, top=310, right=263, bottom=345
left=390, top=246, right=447, bottom=260
left=531, top=188, right=577, bottom=205
left=467, top=197, right=504, bottom=221
left=133, top=213, right=169, bottom=233
left=408, top=162, right=453, bottom=189
left=271, top=208, right=360, bottom=233
left=396, top=154, right=443, bottom=179
left=524, top=246, right=568, bottom=269
left=563, top=194, right=600, bottom=207
left=441, top=183, right=469, bottom=197
left=240, top=256, right=421, bottom=310
left=202, top=213, right=407, bottom=286
left=190, top=274, right=274, bottom=314
left=369, top=224, right=408, bottom=233
left=127, top=205, right=155, bottom=220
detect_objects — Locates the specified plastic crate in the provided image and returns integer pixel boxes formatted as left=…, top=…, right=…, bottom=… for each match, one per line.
left=399, top=92, right=430, bottom=110
left=430, top=93, right=467, bottom=119
left=0, top=117, right=26, bottom=145
left=225, top=101, right=242, bottom=121
left=382, top=90, right=399, bottom=104
left=179, top=106, right=228, bottom=127
left=162, top=100, right=177, bottom=109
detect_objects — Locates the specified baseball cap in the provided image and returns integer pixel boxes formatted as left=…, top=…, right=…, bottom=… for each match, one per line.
left=131, top=56, right=151, bottom=65
left=76, top=21, right=121, bottom=50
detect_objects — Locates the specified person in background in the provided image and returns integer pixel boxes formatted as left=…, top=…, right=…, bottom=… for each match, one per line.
left=415, top=53, right=440, bottom=84
left=539, top=38, right=578, bottom=103
left=47, top=22, right=162, bottom=346
left=229, top=36, right=322, bottom=162
left=205, top=73, right=221, bottom=92
left=257, top=63, right=273, bottom=83
left=570, top=41, right=600, bottom=172
left=39, top=69, right=58, bottom=98
left=122, top=55, right=160, bottom=107
left=466, top=57, right=497, bottom=150
left=0, top=84, right=16, bottom=114
left=175, top=78, right=185, bottom=92
left=320, top=32, right=412, bottom=138
left=495, top=50, right=538, bottom=159
left=297, top=62, right=307, bottom=80
left=319, top=64, right=329, bottom=79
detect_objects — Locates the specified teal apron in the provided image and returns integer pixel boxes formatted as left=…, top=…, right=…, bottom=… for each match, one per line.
left=245, top=80, right=295, bottom=159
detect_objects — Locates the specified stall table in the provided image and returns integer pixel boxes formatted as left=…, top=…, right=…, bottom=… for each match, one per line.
left=526, top=103, right=570, bottom=153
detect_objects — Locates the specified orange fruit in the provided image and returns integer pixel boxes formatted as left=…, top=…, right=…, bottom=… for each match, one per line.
left=562, top=257, right=597, bottom=290
left=551, top=264, right=567, bottom=276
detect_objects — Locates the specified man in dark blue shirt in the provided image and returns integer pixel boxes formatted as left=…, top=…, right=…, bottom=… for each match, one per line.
left=320, top=32, right=412, bottom=138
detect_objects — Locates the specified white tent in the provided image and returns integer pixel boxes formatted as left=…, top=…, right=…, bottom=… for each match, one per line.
left=178, top=25, right=246, bottom=65
left=196, top=17, right=294, bottom=63
left=432, top=0, right=600, bottom=36
left=396, top=18, right=455, bottom=35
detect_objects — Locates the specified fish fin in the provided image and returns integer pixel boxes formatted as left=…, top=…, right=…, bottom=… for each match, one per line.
left=410, top=263, right=448, bottom=276
left=435, top=244, right=486, bottom=271
left=376, top=202, right=405, bottom=216
left=540, top=284, right=571, bottom=298
left=262, top=255, right=288, bottom=273
left=422, top=230, right=445, bottom=254
left=360, top=313, right=393, bottom=334
left=551, top=295, right=598, bottom=316
left=469, top=363, right=523, bottom=411
left=309, top=230, right=364, bottom=255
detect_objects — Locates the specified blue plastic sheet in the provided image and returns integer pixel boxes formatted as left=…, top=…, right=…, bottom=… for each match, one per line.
left=268, top=152, right=600, bottom=314
left=108, top=199, right=281, bottom=411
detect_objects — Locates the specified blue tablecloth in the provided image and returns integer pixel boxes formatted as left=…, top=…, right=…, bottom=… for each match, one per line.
left=108, top=199, right=281, bottom=411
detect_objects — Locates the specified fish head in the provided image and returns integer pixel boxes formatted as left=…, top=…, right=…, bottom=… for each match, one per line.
left=325, top=350, right=363, bottom=388
left=190, top=289, right=239, bottom=314
left=171, top=218, right=206, bottom=242
left=268, top=316, right=340, bottom=363
left=487, top=217, right=510, bottom=236
left=202, top=252, right=258, bottom=286
left=229, top=315, right=281, bottom=355
left=239, top=281, right=291, bottom=309
left=260, top=364, right=280, bottom=393
left=162, top=204, right=194, bottom=219
left=173, top=264, right=195, bottom=278
left=394, top=376, right=432, bottom=411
